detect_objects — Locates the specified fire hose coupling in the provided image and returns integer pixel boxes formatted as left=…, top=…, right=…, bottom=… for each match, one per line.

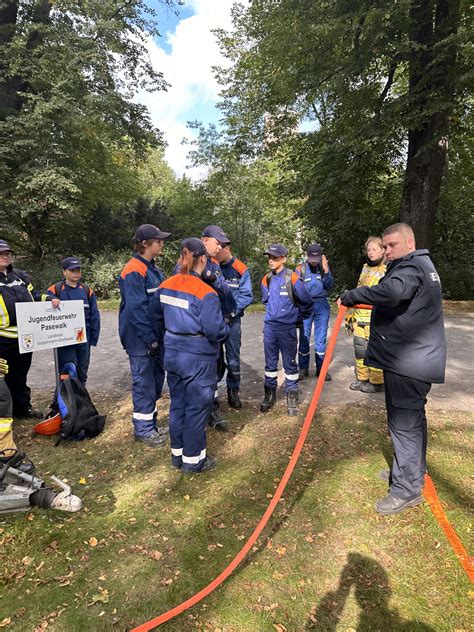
left=29, top=476, right=82, bottom=512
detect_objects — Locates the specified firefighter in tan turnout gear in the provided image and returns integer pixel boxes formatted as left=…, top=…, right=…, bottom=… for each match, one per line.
left=347, top=236, right=386, bottom=393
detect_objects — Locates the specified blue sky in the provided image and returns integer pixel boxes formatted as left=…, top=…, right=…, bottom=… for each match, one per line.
left=136, top=1, right=236, bottom=179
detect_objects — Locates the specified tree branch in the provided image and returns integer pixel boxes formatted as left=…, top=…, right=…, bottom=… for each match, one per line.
left=377, top=59, right=398, bottom=110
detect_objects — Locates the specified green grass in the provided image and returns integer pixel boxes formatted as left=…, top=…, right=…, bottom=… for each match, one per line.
left=1, top=395, right=472, bottom=631
left=97, top=298, right=120, bottom=311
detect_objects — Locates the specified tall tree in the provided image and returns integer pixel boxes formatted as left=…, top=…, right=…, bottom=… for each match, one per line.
left=214, top=0, right=471, bottom=247
left=0, top=0, right=174, bottom=256
left=400, top=0, right=461, bottom=246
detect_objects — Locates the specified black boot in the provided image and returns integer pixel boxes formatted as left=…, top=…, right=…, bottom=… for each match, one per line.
left=260, top=386, right=276, bottom=413
left=286, top=391, right=298, bottom=416
left=227, top=387, right=242, bottom=410
left=316, top=368, right=332, bottom=382
left=208, top=401, right=228, bottom=432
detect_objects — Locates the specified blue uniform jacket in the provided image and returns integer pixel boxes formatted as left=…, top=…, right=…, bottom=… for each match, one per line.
left=219, top=257, right=253, bottom=317
left=296, top=262, right=334, bottom=301
left=119, top=254, right=164, bottom=355
left=174, top=256, right=236, bottom=316
left=149, top=272, right=229, bottom=359
left=47, top=281, right=101, bottom=346
left=261, top=268, right=313, bottom=330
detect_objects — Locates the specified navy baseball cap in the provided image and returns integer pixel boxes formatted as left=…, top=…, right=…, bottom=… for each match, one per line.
left=0, top=240, right=12, bottom=253
left=134, top=224, right=171, bottom=242
left=182, top=238, right=207, bottom=257
left=61, top=257, right=82, bottom=270
left=201, top=225, right=231, bottom=245
left=264, top=244, right=288, bottom=257
left=306, top=243, right=323, bottom=264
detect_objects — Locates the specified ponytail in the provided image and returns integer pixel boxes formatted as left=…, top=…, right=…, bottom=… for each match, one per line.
left=178, top=247, right=199, bottom=274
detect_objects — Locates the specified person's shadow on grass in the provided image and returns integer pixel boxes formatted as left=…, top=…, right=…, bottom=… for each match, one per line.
left=306, top=552, right=435, bottom=631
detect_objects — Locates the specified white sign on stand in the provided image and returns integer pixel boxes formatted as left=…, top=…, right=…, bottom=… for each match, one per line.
left=15, top=300, right=87, bottom=354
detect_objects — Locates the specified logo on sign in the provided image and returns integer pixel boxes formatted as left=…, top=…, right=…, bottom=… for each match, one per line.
left=21, top=334, right=34, bottom=351
left=74, top=327, right=85, bottom=343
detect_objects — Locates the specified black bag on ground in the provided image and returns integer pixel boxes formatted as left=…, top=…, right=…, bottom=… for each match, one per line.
left=56, top=377, right=106, bottom=444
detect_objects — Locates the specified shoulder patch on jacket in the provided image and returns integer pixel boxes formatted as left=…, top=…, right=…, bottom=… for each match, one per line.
left=210, top=257, right=219, bottom=265
left=120, top=257, right=148, bottom=280
left=261, top=274, right=269, bottom=287
left=232, top=258, right=247, bottom=275
left=291, top=271, right=300, bottom=285
left=160, top=274, right=217, bottom=300
left=48, top=283, right=63, bottom=295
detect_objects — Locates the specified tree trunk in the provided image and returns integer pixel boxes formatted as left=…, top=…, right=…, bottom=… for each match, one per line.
left=400, top=0, right=460, bottom=248
left=0, top=0, right=52, bottom=120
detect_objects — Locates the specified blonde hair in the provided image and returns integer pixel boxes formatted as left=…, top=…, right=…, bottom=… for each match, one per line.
left=365, top=236, right=383, bottom=250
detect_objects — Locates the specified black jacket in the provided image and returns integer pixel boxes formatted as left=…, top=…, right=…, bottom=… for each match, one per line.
left=341, top=250, right=446, bottom=383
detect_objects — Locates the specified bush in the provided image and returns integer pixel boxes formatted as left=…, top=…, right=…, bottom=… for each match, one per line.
left=17, top=257, right=63, bottom=294
left=86, top=250, right=130, bottom=299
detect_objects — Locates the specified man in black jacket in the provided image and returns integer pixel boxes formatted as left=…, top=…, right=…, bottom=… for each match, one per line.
left=340, top=223, right=446, bottom=516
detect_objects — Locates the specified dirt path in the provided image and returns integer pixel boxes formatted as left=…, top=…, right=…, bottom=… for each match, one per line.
left=28, top=311, right=473, bottom=412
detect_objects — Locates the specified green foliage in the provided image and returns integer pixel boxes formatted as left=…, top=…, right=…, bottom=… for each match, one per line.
left=206, top=0, right=474, bottom=297
left=432, top=107, right=474, bottom=299
left=0, top=0, right=175, bottom=256
left=85, top=250, right=130, bottom=300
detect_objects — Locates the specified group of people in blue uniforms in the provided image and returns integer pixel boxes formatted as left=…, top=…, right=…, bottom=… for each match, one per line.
left=1, top=221, right=446, bottom=516
left=118, top=223, right=334, bottom=474
left=0, top=226, right=334, bottom=476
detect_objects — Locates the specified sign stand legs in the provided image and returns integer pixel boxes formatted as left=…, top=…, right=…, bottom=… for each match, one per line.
left=53, top=347, right=60, bottom=393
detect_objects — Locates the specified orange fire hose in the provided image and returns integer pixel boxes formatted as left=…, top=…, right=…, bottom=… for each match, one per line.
left=132, top=304, right=472, bottom=631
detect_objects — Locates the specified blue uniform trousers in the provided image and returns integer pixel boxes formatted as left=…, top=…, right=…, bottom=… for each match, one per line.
left=384, top=371, right=431, bottom=500
left=58, top=342, right=91, bottom=385
left=263, top=325, right=298, bottom=392
left=298, top=299, right=330, bottom=371
left=128, top=348, right=165, bottom=438
left=165, top=351, right=216, bottom=471
left=217, top=318, right=242, bottom=389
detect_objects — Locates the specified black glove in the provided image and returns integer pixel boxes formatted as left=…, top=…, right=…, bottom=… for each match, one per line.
left=202, top=269, right=217, bottom=284
left=147, top=341, right=160, bottom=357
left=224, top=312, right=236, bottom=325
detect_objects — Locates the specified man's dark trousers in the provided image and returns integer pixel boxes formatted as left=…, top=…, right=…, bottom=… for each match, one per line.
left=384, top=370, right=431, bottom=500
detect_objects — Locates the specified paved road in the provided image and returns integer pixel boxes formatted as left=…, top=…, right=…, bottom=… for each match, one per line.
left=28, top=311, right=474, bottom=412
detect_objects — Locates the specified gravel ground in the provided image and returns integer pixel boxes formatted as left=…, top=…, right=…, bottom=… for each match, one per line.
left=28, top=311, right=474, bottom=412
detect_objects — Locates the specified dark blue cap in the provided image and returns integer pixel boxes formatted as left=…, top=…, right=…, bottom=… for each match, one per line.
left=201, top=225, right=231, bottom=245
left=264, top=243, right=288, bottom=257
left=182, top=238, right=207, bottom=257
left=61, top=257, right=82, bottom=270
left=134, top=224, right=171, bottom=242
left=0, top=240, right=12, bottom=253
left=306, top=243, right=322, bottom=264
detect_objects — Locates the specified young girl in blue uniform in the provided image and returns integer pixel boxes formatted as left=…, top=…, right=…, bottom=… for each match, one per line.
left=149, top=238, right=229, bottom=474
left=119, top=224, right=171, bottom=448
left=261, top=244, right=313, bottom=416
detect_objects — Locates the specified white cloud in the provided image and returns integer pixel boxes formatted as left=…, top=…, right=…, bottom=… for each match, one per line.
left=136, top=0, right=236, bottom=180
